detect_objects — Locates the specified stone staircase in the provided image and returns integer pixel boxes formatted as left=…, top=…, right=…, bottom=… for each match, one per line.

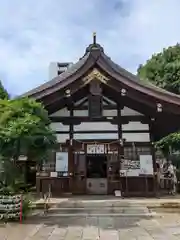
left=36, top=198, right=156, bottom=217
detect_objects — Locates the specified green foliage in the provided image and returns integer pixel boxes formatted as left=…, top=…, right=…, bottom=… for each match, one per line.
left=0, top=95, right=57, bottom=189
left=138, top=44, right=180, bottom=94
left=22, top=194, right=32, bottom=219
left=0, top=158, right=23, bottom=188
left=0, top=81, right=9, bottom=100
left=155, top=132, right=180, bottom=155
left=0, top=97, right=57, bottom=161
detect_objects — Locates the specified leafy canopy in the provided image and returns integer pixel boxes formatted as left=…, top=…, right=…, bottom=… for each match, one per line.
left=155, top=132, right=180, bottom=156
left=0, top=97, right=57, bottom=161
left=138, top=43, right=180, bottom=94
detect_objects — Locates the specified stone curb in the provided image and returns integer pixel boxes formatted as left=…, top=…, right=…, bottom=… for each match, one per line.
left=32, top=202, right=180, bottom=209
left=38, top=212, right=157, bottom=217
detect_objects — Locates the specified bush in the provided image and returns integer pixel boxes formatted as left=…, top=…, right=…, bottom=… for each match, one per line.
left=22, top=194, right=32, bottom=219
left=0, top=186, right=14, bottom=195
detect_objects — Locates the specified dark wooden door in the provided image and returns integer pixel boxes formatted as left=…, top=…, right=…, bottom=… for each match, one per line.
left=73, top=152, right=86, bottom=194
left=107, top=145, right=121, bottom=194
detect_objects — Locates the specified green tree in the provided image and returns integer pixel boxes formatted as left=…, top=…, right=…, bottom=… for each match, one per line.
left=155, top=132, right=180, bottom=169
left=0, top=80, right=9, bottom=99
left=0, top=97, right=57, bottom=187
left=137, top=43, right=180, bottom=94
left=0, top=97, right=57, bottom=160
left=155, top=132, right=180, bottom=156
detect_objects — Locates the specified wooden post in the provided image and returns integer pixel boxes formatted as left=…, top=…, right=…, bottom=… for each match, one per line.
left=68, top=141, right=74, bottom=193
left=149, top=122, right=157, bottom=197
left=68, top=106, right=74, bottom=194
left=117, top=104, right=124, bottom=195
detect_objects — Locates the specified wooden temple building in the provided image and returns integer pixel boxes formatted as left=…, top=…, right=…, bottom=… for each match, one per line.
left=23, top=34, right=180, bottom=197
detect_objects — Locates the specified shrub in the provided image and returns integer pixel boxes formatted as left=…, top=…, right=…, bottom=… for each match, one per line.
left=22, top=194, right=32, bottom=219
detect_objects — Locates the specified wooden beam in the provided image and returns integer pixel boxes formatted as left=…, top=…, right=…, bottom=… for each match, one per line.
left=50, top=115, right=150, bottom=123
left=74, top=97, right=88, bottom=108
left=55, top=130, right=149, bottom=134
left=66, top=139, right=151, bottom=145
left=102, top=85, right=157, bottom=118
left=73, top=104, right=117, bottom=110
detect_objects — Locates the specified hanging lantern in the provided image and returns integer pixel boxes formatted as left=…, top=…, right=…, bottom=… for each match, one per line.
left=70, top=139, right=73, bottom=146
left=119, top=139, right=124, bottom=146
left=157, top=103, right=162, bottom=112
left=121, top=88, right=126, bottom=96
left=65, top=89, right=71, bottom=97
left=132, top=142, right=136, bottom=152
left=59, top=144, right=62, bottom=151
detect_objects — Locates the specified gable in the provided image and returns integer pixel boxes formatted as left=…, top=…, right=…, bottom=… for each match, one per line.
left=50, top=108, right=70, bottom=117
left=121, top=107, right=143, bottom=116
left=74, top=96, right=116, bottom=107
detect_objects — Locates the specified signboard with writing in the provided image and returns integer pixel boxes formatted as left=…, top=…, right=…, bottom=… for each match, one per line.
left=87, top=144, right=105, bottom=154
left=121, top=159, right=140, bottom=170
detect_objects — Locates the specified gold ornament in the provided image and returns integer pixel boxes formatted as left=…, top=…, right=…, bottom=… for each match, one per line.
left=82, top=68, right=109, bottom=85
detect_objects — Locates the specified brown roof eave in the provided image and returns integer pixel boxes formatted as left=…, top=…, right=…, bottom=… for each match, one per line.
left=20, top=52, right=94, bottom=99
left=98, top=53, right=180, bottom=106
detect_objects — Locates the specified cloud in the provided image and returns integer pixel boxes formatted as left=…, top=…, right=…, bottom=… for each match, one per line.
left=0, top=0, right=180, bottom=95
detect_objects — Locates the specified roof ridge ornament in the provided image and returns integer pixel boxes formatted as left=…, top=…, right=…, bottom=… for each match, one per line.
left=85, top=33, right=104, bottom=54
left=93, top=32, right=96, bottom=44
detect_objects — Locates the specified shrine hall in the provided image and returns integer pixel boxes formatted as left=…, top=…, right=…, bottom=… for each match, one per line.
left=23, top=34, right=180, bottom=197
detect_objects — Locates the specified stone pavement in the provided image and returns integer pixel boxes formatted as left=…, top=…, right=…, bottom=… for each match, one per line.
left=2, top=212, right=180, bottom=239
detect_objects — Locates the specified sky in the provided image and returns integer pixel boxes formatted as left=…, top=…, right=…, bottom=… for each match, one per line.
left=0, top=0, right=180, bottom=95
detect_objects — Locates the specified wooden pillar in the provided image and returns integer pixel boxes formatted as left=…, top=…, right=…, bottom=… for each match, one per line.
left=68, top=106, right=74, bottom=193
left=117, top=104, right=124, bottom=194
left=36, top=177, right=41, bottom=197
left=149, top=122, right=157, bottom=196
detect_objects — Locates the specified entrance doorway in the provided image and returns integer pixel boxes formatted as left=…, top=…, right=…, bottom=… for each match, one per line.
left=86, top=154, right=108, bottom=194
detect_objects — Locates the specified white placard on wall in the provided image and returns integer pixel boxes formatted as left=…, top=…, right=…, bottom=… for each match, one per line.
left=55, top=152, right=68, bottom=172
left=120, top=169, right=141, bottom=177
left=140, top=155, right=153, bottom=175
left=87, top=144, right=105, bottom=154
left=50, top=172, right=58, bottom=177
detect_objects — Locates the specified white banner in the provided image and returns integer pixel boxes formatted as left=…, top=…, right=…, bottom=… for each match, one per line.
left=55, top=152, right=68, bottom=173
left=140, top=155, right=153, bottom=175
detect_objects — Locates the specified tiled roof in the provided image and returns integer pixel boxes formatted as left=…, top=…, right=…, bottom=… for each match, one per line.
left=21, top=53, right=90, bottom=97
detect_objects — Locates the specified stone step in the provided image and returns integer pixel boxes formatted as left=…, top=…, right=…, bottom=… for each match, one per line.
left=38, top=211, right=156, bottom=217
left=48, top=201, right=150, bottom=208
left=48, top=206, right=150, bottom=213
left=40, top=206, right=156, bottom=217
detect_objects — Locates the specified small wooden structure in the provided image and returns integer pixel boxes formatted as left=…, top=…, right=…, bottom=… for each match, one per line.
left=23, top=34, right=180, bottom=197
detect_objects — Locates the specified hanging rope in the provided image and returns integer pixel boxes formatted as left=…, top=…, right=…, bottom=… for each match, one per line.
left=73, top=138, right=121, bottom=146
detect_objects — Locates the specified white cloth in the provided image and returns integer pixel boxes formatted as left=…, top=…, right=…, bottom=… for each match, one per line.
left=168, top=164, right=174, bottom=174
left=168, top=164, right=177, bottom=187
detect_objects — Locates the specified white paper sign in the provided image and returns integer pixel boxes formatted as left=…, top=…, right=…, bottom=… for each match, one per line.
left=55, top=152, right=68, bottom=172
left=120, top=169, right=141, bottom=176
left=127, top=169, right=141, bottom=176
left=87, top=144, right=105, bottom=154
left=140, top=155, right=153, bottom=175
left=50, top=172, right=58, bottom=177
